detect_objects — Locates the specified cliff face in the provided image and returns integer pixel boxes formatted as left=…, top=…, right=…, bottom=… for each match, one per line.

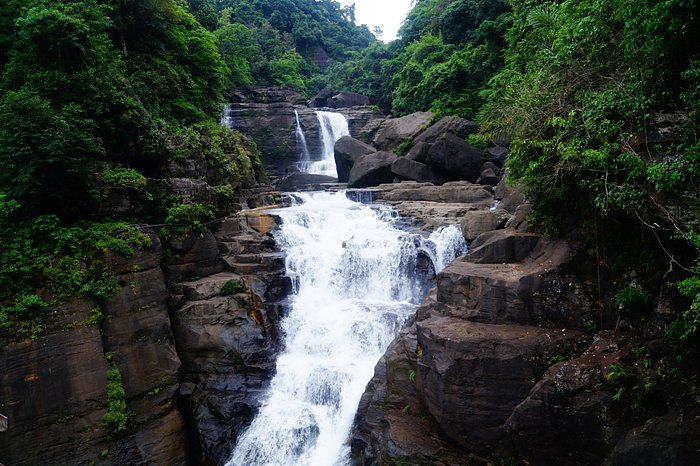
left=0, top=235, right=188, bottom=466
left=0, top=200, right=291, bottom=466
left=223, top=86, right=385, bottom=176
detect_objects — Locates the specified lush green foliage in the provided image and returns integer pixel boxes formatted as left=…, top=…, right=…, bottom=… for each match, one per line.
left=0, top=0, right=268, bottom=340
left=0, top=194, right=151, bottom=339
left=101, top=167, right=147, bottom=189
left=202, top=0, right=375, bottom=94
left=479, top=0, right=699, bottom=356
left=220, top=279, right=246, bottom=296
left=104, top=365, right=128, bottom=434
left=320, top=0, right=511, bottom=117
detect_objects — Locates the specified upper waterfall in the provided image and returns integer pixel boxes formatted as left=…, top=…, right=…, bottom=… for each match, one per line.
left=301, top=111, right=349, bottom=178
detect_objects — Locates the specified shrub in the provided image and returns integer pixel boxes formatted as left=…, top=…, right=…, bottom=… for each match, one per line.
left=103, top=366, right=128, bottom=434
left=220, top=279, right=246, bottom=296
left=100, top=167, right=147, bottom=189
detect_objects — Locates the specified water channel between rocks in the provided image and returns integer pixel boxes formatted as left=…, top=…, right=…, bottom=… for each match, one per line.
left=226, top=191, right=466, bottom=466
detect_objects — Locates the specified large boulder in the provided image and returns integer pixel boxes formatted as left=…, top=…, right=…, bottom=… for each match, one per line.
left=373, top=112, right=434, bottom=151
left=426, top=134, right=485, bottom=182
left=459, top=209, right=511, bottom=241
left=404, top=141, right=431, bottom=163
left=486, top=145, right=509, bottom=167
left=391, top=157, right=445, bottom=184
left=414, top=116, right=478, bottom=145
left=505, top=333, right=633, bottom=465
left=329, top=91, right=370, bottom=108
left=477, top=167, right=501, bottom=186
left=309, top=88, right=370, bottom=108
left=348, top=151, right=399, bottom=188
left=337, top=107, right=387, bottom=144
left=309, top=86, right=335, bottom=107
left=416, top=315, right=586, bottom=453
left=334, top=136, right=377, bottom=182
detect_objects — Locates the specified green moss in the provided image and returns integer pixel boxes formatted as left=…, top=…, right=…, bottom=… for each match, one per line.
left=65, top=307, right=104, bottom=329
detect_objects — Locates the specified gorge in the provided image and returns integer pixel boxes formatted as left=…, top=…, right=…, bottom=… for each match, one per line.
left=0, top=0, right=698, bottom=465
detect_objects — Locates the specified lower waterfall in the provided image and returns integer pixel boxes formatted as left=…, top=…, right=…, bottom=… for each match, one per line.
left=226, top=192, right=466, bottom=466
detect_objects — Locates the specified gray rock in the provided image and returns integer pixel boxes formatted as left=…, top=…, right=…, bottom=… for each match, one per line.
left=404, top=141, right=431, bottom=163
left=391, top=157, right=445, bottom=184
left=416, top=315, right=586, bottom=453
left=609, top=413, right=700, bottom=466
left=459, top=209, right=511, bottom=241
left=505, top=333, right=629, bottom=465
left=337, top=107, right=386, bottom=144
left=376, top=181, right=493, bottom=204
left=309, top=86, right=336, bottom=107
left=334, top=136, right=376, bottom=182
left=329, top=91, right=370, bottom=108
left=494, top=169, right=526, bottom=211
left=348, top=151, right=399, bottom=188
left=426, top=134, right=485, bottom=182
left=164, top=230, right=224, bottom=282
left=373, top=112, right=434, bottom=151
left=436, top=236, right=596, bottom=327
left=414, top=116, right=478, bottom=145
left=236, top=85, right=307, bottom=104
left=486, top=145, right=509, bottom=167
left=477, top=167, right=501, bottom=186
left=466, top=229, right=541, bottom=263
left=310, top=88, right=370, bottom=108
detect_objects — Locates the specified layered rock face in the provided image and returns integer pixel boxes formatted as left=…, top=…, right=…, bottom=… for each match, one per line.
left=0, top=235, right=188, bottom=466
left=351, top=181, right=700, bottom=466
left=0, top=195, right=290, bottom=466
left=223, top=86, right=384, bottom=176
left=171, top=210, right=290, bottom=465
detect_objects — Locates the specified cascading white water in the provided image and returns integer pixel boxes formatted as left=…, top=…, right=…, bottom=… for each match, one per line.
left=305, top=111, right=350, bottom=177
left=295, top=109, right=311, bottom=163
left=220, top=104, right=233, bottom=128
left=226, top=191, right=467, bottom=466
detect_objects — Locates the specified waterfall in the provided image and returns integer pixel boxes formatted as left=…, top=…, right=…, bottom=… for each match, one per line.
left=295, top=109, right=311, bottom=163
left=304, top=111, right=350, bottom=177
left=220, top=104, right=233, bottom=128
left=227, top=191, right=466, bottom=466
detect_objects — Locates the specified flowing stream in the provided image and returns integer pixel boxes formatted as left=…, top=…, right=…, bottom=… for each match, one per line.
left=227, top=191, right=466, bottom=466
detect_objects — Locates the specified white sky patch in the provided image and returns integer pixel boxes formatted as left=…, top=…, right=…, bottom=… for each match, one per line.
left=338, top=0, right=413, bottom=42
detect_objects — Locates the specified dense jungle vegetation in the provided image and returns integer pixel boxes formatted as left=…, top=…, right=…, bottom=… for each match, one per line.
left=0, top=0, right=698, bottom=393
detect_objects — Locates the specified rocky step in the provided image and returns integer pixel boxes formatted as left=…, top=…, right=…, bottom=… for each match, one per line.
left=232, top=252, right=286, bottom=266
left=465, top=229, right=542, bottom=263
left=375, top=180, right=493, bottom=204
left=218, top=235, right=276, bottom=255
left=435, top=233, right=595, bottom=327
left=180, top=272, right=245, bottom=301
left=223, top=256, right=285, bottom=275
